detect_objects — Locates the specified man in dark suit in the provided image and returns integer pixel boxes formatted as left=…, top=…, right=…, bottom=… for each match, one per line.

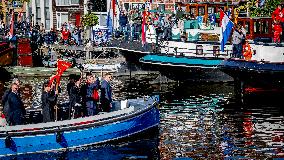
left=7, top=83, right=25, bottom=125
left=1, top=78, right=21, bottom=124
left=41, top=82, right=58, bottom=122
left=100, top=73, right=113, bottom=112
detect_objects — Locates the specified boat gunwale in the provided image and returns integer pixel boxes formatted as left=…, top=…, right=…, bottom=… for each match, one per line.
left=0, top=101, right=158, bottom=137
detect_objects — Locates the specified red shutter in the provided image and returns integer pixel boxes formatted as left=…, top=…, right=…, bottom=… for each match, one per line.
left=75, top=13, right=80, bottom=27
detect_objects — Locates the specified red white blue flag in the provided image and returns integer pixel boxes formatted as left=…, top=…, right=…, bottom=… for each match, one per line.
left=220, top=9, right=234, bottom=52
left=8, top=10, right=14, bottom=40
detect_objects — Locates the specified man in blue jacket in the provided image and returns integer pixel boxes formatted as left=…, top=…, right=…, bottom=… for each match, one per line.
left=86, top=73, right=100, bottom=116
left=100, top=73, right=112, bottom=112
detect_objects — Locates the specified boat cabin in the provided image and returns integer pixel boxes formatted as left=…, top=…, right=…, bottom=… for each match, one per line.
left=174, top=2, right=273, bottom=42
left=237, top=17, right=273, bottom=41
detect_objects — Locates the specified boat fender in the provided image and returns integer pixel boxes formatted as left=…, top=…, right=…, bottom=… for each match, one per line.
left=56, top=131, right=63, bottom=143
left=5, top=134, right=12, bottom=148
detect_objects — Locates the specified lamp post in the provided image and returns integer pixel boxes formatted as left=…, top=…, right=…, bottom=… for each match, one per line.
left=87, top=1, right=93, bottom=41
left=31, top=13, right=34, bottom=27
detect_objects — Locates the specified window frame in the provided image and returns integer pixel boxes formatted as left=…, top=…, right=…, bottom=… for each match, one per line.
left=56, top=0, right=79, bottom=6
left=56, top=12, right=69, bottom=29
left=70, top=0, right=80, bottom=6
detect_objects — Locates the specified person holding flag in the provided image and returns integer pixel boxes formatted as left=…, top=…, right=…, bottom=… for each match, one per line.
left=48, top=59, right=72, bottom=121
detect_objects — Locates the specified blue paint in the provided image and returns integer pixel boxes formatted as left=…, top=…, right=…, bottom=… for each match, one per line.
left=221, top=59, right=284, bottom=71
left=140, top=55, right=223, bottom=67
left=0, top=105, right=159, bottom=156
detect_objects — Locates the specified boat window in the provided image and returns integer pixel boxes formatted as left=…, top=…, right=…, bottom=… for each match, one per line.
left=245, top=21, right=250, bottom=34
left=213, top=46, right=220, bottom=56
left=196, top=45, right=203, bottom=55
left=261, top=21, right=269, bottom=34
left=91, top=0, right=107, bottom=12
left=208, top=7, right=214, bottom=14
left=190, top=7, right=196, bottom=17
left=198, top=6, right=205, bottom=16
left=254, top=21, right=260, bottom=34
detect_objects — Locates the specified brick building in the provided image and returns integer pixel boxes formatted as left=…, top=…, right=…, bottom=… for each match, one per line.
left=120, top=0, right=240, bottom=12
left=52, top=0, right=84, bottom=30
left=1, top=1, right=29, bottom=26
left=30, top=0, right=84, bottom=31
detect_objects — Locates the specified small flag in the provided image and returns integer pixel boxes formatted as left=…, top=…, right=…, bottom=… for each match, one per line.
left=112, top=0, right=116, bottom=16
left=220, top=9, right=234, bottom=52
left=8, top=10, right=14, bottom=40
left=142, top=11, right=147, bottom=45
left=106, top=12, right=113, bottom=40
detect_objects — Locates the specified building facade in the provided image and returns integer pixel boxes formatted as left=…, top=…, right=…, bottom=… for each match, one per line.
left=120, top=0, right=240, bottom=12
left=1, top=0, right=28, bottom=26
left=29, top=0, right=84, bottom=31
left=52, top=0, right=84, bottom=30
left=31, top=0, right=53, bottom=30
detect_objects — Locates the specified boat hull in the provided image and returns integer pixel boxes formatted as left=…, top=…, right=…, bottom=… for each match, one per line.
left=219, top=59, right=284, bottom=87
left=0, top=100, right=159, bottom=156
left=140, top=54, right=233, bottom=82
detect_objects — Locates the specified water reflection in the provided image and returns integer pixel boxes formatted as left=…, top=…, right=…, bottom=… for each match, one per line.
left=0, top=72, right=284, bottom=159
left=159, top=82, right=284, bottom=159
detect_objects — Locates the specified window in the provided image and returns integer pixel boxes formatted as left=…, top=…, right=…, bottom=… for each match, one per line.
left=56, top=12, right=68, bottom=29
left=45, top=0, right=50, bottom=30
left=198, top=7, right=205, bottom=16
left=56, top=0, right=69, bottom=6
left=213, top=46, right=220, bottom=55
left=196, top=45, right=203, bottom=55
left=70, top=0, right=79, bottom=5
left=45, top=19, right=50, bottom=30
left=91, top=0, right=107, bottom=12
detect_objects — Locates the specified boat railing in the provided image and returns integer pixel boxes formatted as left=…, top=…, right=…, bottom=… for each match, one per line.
left=0, top=106, right=135, bottom=135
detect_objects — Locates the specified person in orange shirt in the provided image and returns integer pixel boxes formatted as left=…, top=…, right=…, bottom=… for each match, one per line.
left=243, top=40, right=253, bottom=60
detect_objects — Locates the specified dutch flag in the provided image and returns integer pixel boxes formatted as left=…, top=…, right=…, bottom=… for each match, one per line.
left=220, top=9, right=234, bottom=52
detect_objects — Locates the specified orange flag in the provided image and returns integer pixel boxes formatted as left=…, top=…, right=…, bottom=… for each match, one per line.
left=49, top=59, right=72, bottom=86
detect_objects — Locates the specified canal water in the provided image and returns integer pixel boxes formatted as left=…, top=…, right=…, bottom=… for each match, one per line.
left=0, top=70, right=283, bottom=159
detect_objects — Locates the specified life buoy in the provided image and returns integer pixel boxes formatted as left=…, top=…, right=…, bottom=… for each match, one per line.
left=243, top=42, right=253, bottom=60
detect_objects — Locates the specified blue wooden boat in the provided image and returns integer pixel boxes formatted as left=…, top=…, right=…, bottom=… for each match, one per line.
left=140, top=54, right=233, bottom=82
left=0, top=96, right=160, bottom=157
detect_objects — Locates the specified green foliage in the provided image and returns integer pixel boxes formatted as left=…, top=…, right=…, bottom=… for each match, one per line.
left=7, top=0, right=30, bottom=3
left=81, top=13, right=99, bottom=27
left=239, top=0, right=281, bottom=17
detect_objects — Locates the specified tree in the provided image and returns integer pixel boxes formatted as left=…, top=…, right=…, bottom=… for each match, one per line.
left=238, top=0, right=281, bottom=17
left=81, top=13, right=99, bottom=27
left=6, top=0, right=30, bottom=3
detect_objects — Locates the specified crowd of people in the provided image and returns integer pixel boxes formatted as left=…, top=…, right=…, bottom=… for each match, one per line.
left=1, top=72, right=113, bottom=126
left=117, top=5, right=217, bottom=41
left=0, top=19, right=84, bottom=47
